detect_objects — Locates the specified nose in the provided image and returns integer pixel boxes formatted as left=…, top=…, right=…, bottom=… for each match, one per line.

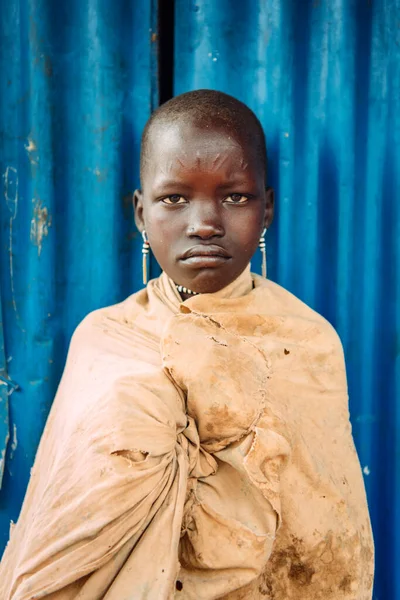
left=186, top=201, right=225, bottom=239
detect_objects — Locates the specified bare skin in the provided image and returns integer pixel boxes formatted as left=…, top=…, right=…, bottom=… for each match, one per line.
left=134, top=120, right=274, bottom=294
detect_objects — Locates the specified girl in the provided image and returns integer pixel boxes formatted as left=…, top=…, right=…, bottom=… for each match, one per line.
left=0, top=90, right=373, bottom=599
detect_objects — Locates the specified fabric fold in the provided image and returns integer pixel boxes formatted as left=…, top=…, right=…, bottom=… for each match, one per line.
left=0, top=269, right=373, bottom=599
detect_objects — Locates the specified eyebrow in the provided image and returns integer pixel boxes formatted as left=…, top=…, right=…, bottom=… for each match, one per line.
left=216, top=179, right=256, bottom=191
left=152, top=177, right=256, bottom=192
left=152, top=180, right=193, bottom=193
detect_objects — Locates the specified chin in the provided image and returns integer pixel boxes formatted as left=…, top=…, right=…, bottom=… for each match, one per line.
left=183, top=269, right=238, bottom=294
left=194, top=282, right=226, bottom=294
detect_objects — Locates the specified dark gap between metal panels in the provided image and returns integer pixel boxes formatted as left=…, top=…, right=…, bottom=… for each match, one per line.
left=158, top=0, right=175, bottom=105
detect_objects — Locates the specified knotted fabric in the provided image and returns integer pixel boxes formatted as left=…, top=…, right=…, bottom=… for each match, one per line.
left=0, top=267, right=374, bottom=599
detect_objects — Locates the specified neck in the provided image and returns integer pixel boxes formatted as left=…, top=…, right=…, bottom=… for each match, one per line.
left=175, top=284, right=199, bottom=298
left=164, top=265, right=253, bottom=304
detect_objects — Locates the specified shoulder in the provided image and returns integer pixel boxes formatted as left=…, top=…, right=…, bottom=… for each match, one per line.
left=256, top=277, right=324, bottom=319
left=253, top=275, right=343, bottom=349
left=69, top=287, right=150, bottom=355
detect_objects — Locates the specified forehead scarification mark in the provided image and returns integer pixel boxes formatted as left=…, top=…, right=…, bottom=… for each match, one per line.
left=145, top=122, right=260, bottom=188
left=165, top=155, right=189, bottom=174
left=140, top=90, right=268, bottom=187
left=210, top=153, right=230, bottom=172
left=211, top=153, right=222, bottom=170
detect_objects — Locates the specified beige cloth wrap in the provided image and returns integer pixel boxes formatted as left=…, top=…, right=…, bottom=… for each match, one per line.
left=0, top=268, right=374, bottom=599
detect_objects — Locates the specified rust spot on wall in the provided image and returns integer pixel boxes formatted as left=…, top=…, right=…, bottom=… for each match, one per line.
left=30, top=199, right=51, bottom=256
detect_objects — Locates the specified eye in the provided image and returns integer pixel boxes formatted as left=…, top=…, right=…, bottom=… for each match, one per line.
left=161, top=195, right=187, bottom=205
left=225, top=193, right=250, bottom=204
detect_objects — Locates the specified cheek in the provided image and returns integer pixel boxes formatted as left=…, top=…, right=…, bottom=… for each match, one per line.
left=143, top=206, right=187, bottom=257
left=230, top=211, right=264, bottom=253
left=143, top=206, right=172, bottom=242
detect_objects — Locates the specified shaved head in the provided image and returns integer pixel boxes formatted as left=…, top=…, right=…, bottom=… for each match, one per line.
left=134, top=89, right=274, bottom=294
left=140, top=89, right=267, bottom=186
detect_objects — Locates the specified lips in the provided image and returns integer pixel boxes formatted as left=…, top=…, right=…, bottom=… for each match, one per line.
left=180, top=245, right=231, bottom=260
left=179, top=245, right=231, bottom=268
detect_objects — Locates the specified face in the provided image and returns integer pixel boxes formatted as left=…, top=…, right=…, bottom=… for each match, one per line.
left=134, top=121, right=274, bottom=293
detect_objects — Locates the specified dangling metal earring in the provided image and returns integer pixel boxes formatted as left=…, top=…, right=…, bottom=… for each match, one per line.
left=259, top=228, right=267, bottom=278
left=142, top=230, right=150, bottom=285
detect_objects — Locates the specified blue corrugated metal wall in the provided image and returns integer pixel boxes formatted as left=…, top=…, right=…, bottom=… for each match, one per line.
left=174, top=1, right=400, bottom=598
left=1, top=1, right=399, bottom=598
left=0, top=0, right=158, bottom=549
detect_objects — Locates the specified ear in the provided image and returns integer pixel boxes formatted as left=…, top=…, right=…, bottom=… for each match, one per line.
left=264, top=187, right=275, bottom=229
left=133, top=189, right=145, bottom=232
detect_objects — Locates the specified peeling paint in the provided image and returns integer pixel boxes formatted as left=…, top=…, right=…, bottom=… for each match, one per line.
left=10, top=424, right=17, bottom=458
left=30, top=199, right=51, bottom=256
left=363, top=465, right=370, bottom=476
left=88, top=166, right=108, bottom=181
left=0, top=375, right=19, bottom=393
left=0, top=441, right=9, bottom=490
left=3, top=167, right=24, bottom=331
left=25, top=135, right=39, bottom=166
left=3, top=166, right=18, bottom=218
